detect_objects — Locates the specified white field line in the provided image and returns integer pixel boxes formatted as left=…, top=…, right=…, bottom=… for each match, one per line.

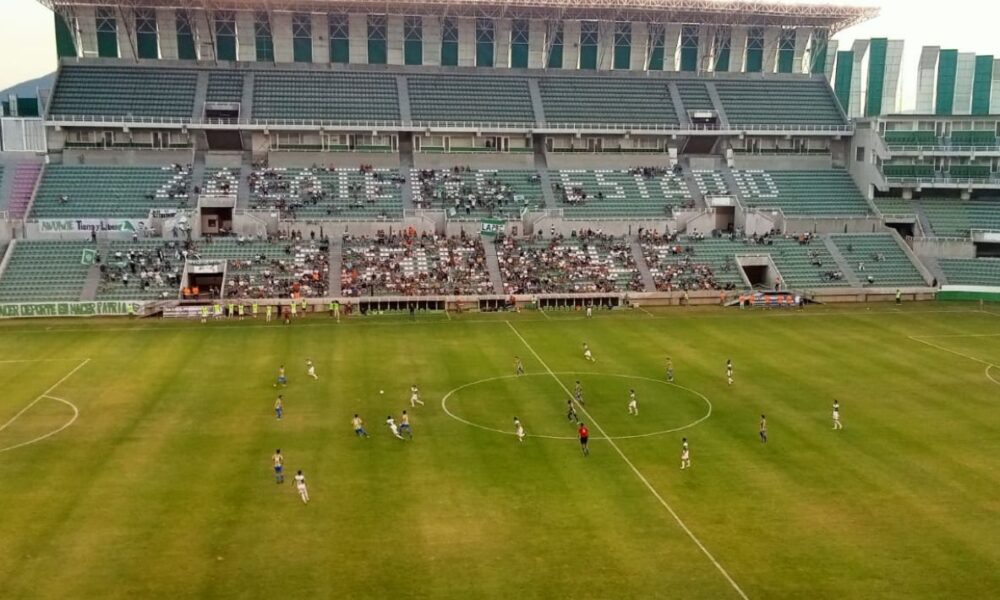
left=911, top=333, right=1000, bottom=339
left=0, top=395, right=80, bottom=454
left=505, top=321, right=749, bottom=600
left=907, top=336, right=1000, bottom=388
left=636, top=305, right=655, bottom=317
left=0, top=307, right=984, bottom=335
left=0, top=358, right=90, bottom=434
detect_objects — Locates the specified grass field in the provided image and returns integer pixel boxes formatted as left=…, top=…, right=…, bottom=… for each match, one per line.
left=1, top=303, right=999, bottom=599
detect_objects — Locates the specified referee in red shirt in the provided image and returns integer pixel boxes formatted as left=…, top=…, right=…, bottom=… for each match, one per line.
left=578, top=423, right=590, bottom=456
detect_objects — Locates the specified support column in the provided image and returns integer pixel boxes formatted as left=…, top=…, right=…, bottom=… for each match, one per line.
left=991, top=59, right=1000, bottom=114
left=824, top=39, right=839, bottom=81
left=349, top=14, right=367, bottom=64
left=312, top=13, right=328, bottom=64
left=953, top=52, right=976, bottom=115
left=116, top=11, right=136, bottom=60
left=662, top=24, right=681, bottom=71
left=528, top=19, right=545, bottom=69
left=881, top=40, right=904, bottom=115
left=762, top=27, right=780, bottom=73
left=272, top=12, right=292, bottom=63
left=849, top=40, right=868, bottom=119
left=457, top=17, right=474, bottom=67
left=237, top=10, right=256, bottom=62
left=793, top=28, right=810, bottom=74
left=915, top=46, right=939, bottom=114
left=75, top=7, right=99, bottom=57
left=697, top=26, right=712, bottom=73
left=157, top=8, right=178, bottom=60
left=630, top=22, right=648, bottom=71
left=597, top=21, right=613, bottom=70
left=196, top=10, right=216, bottom=62
left=423, top=17, right=441, bottom=66
left=730, top=26, right=747, bottom=73
left=563, top=20, right=580, bottom=70
left=387, top=15, right=404, bottom=65
left=495, top=18, right=511, bottom=68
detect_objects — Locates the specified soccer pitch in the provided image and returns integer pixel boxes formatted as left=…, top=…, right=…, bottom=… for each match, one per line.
left=1, top=304, right=998, bottom=599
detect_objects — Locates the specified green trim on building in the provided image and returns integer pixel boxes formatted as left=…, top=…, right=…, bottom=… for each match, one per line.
left=745, top=48, right=763, bottom=73
left=777, top=49, right=794, bottom=74
left=368, top=40, right=388, bottom=64
left=811, top=39, right=828, bottom=74
left=715, top=48, right=730, bottom=72
left=579, top=45, right=598, bottom=70
left=972, top=55, right=994, bottom=116
left=96, top=30, right=118, bottom=58
left=476, top=41, right=494, bottom=67
left=936, top=49, right=958, bottom=116
left=834, top=50, right=854, bottom=112
left=54, top=14, right=76, bottom=58
left=441, top=41, right=458, bottom=66
left=680, top=47, right=697, bottom=72
left=865, top=38, right=888, bottom=117
left=216, top=35, right=237, bottom=61
left=137, top=32, right=158, bottom=59
left=510, top=43, right=529, bottom=68
left=649, top=46, right=665, bottom=71
left=547, top=44, right=563, bottom=69
left=404, top=40, right=422, bottom=65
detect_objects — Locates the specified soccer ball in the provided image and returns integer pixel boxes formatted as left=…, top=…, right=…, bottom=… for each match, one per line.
left=379, top=390, right=384, bottom=395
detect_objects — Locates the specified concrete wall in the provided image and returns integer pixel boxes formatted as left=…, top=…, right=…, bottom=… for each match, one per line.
left=913, top=238, right=977, bottom=259
left=793, top=28, right=810, bottom=74
left=729, top=27, right=747, bottom=73
left=631, top=22, right=649, bottom=71
left=952, top=52, right=976, bottom=115
left=272, top=13, right=292, bottom=63
left=75, top=7, right=98, bottom=57
left=663, top=24, right=681, bottom=72
left=597, top=22, right=613, bottom=71
left=732, top=155, right=834, bottom=170
left=494, top=18, right=511, bottom=68
left=849, top=39, right=869, bottom=119
left=992, top=59, right=1000, bottom=114
left=387, top=15, right=404, bottom=65
left=423, top=17, right=441, bottom=67
left=232, top=11, right=254, bottom=62
left=528, top=19, right=545, bottom=69
left=116, top=13, right=136, bottom=60
left=413, top=153, right=533, bottom=169
left=563, top=21, right=581, bottom=70
left=312, top=13, right=329, bottom=64
left=762, top=27, right=780, bottom=73
left=266, top=151, right=400, bottom=168
left=61, top=149, right=193, bottom=166
left=881, top=40, right=905, bottom=115
left=916, top=47, right=939, bottom=114
left=457, top=18, right=474, bottom=67
left=156, top=9, right=179, bottom=60
left=195, top=10, right=215, bottom=62
left=348, top=14, right=367, bottom=64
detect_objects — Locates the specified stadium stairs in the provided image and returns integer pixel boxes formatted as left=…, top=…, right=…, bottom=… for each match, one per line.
left=820, top=236, right=863, bottom=286
left=679, top=159, right=709, bottom=209
left=534, top=144, right=558, bottom=209
left=328, top=237, right=343, bottom=297
left=630, top=239, right=658, bottom=292
left=237, top=151, right=252, bottom=208
left=483, top=241, right=506, bottom=295
left=399, top=136, right=416, bottom=210
left=5, top=161, right=44, bottom=220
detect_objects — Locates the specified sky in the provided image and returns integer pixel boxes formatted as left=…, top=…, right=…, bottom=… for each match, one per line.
left=1, top=0, right=999, bottom=109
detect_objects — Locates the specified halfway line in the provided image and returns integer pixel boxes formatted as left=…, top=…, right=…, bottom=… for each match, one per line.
left=504, top=321, right=749, bottom=600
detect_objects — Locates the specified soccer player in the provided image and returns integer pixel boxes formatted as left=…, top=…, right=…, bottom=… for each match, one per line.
left=832, top=400, right=843, bottom=430
left=265, top=304, right=273, bottom=323
left=574, top=381, right=585, bottom=407
left=238, top=303, right=245, bottom=321
left=274, top=395, right=284, bottom=420
left=627, top=389, right=638, bottom=416
left=514, top=356, right=525, bottom=376
left=252, top=301, right=259, bottom=319
left=514, top=417, right=525, bottom=442
left=726, top=360, right=734, bottom=386
left=294, top=470, right=309, bottom=504
left=759, top=414, right=768, bottom=443
left=681, top=438, right=691, bottom=470
left=578, top=423, right=590, bottom=456
left=666, top=357, right=674, bottom=383
left=275, top=365, right=288, bottom=388
left=410, top=384, right=424, bottom=407
left=272, top=449, right=285, bottom=483
left=399, top=411, right=414, bottom=439
left=583, top=343, right=595, bottom=362
left=566, top=399, right=579, bottom=423
left=386, top=416, right=404, bottom=440
left=352, top=414, right=369, bottom=438
left=306, top=359, right=318, bottom=380
left=200, top=305, right=209, bottom=324
left=586, top=304, right=593, bottom=319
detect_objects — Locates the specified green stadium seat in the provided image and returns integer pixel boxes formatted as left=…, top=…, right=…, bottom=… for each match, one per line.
left=830, top=234, right=926, bottom=286
left=552, top=169, right=693, bottom=218
left=411, top=168, right=543, bottom=219
left=499, top=235, right=643, bottom=293
left=248, top=167, right=403, bottom=219
left=539, top=78, right=677, bottom=126
left=0, top=241, right=94, bottom=302
left=49, top=65, right=197, bottom=120
left=883, top=130, right=938, bottom=146
left=713, top=79, right=846, bottom=127
left=408, top=75, right=534, bottom=124
left=31, top=165, right=192, bottom=220
left=252, top=71, right=399, bottom=123
left=732, top=170, right=870, bottom=216
left=938, top=258, right=1000, bottom=286
left=918, top=198, right=1000, bottom=237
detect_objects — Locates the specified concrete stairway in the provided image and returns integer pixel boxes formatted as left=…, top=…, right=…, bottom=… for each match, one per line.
left=237, top=150, right=252, bottom=208
left=822, top=236, right=863, bottom=287
left=6, top=161, right=43, bottom=219
left=328, top=237, right=343, bottom=296
left=534, top=141, right=557, bottom=209
left=630, top=239, right=657, bottom=291
left=483, top=239, right=506, bottom=294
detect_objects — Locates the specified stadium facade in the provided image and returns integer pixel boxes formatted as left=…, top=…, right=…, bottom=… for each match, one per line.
left=0, top=0, right=998, bottom=317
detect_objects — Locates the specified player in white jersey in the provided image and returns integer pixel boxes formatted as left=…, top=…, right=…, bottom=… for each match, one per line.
left=680, top=438, right=691, bottom=470
left=294, top=470, right=309, bottom=504
left=386, top=416, right=404, bottom=440
left=306, top=359, right=318, bottom=380
left=514, top=417, right=525, bottom=443
left=410, top=385, right=424, bottom=407
left=583, top=343, right=594, bottom=362
left=627, top=389, right=638, bottom=416
left=726, top=360, right=734, bottom=386
left=832, top=400, right=843, bottom=430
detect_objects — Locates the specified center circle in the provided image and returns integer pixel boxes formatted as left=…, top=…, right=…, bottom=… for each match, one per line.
left=441, top=372, right=712, bottom=440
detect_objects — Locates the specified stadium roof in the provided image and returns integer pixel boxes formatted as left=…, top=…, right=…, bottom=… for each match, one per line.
left=39, top=0, right=878, bottom=33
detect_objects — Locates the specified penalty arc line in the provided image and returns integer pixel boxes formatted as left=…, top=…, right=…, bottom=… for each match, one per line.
left=0, top=358, right=90, bottom=434
left=907, top=336, right=1000, bottom=388
left=504, top=321, right=749, bottom=600
left=0, top=396, right=80, bottom=454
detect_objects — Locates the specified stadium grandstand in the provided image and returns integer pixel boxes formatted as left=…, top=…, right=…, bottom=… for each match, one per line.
left=0, top=0, right=998, bottom=318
